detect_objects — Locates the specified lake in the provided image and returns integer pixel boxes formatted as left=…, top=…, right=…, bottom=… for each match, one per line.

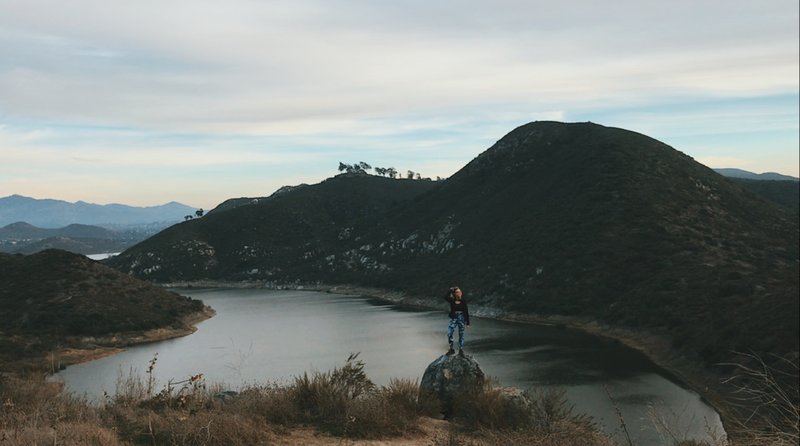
left=58, top=288, right=725, bottom=444
left=85, top=252, right=120, bottom=261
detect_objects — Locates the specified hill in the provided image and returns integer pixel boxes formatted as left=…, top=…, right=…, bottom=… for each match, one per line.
left=0, top=249, right=211, bottom=368
left=0, top=195, right=197, bottom=228
left=0, top=222, right=147, bottom=255
left=724, top=178, right=799, bottom=215
left=0, top=222, right=116, bottom=240
left=714, top=168, right=799, bottom=182
left=108, top=122, right=799, bottom=387
left=108, top=173, right=439, bottom=281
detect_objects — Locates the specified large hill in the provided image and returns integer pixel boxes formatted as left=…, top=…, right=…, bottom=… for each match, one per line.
left=108, top=122, right=799, bottom=377
left=0, top=249, right=210, bottom=368
left=0, top=195, right=197, bottom=228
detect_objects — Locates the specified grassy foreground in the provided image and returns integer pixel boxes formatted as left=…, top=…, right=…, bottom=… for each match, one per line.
left=0, top=355, right=796, bottom=446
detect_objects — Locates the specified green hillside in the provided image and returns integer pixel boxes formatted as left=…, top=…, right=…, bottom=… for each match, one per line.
left=0, top=249, right=208, bottom=366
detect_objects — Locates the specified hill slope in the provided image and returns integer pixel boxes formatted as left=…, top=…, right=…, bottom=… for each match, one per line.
left=724, top=178, right=799, bottom=215
left=108, top=173, right=439, bottom=282
left=109, top=121, right=799, bottom=373
left=0, top=249, right=210, bottom=367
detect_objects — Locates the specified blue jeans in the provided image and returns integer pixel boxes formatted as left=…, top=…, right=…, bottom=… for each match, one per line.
left=447, top=313, right=466, bottom=348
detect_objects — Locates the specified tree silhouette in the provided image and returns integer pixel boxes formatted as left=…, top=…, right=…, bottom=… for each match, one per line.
left=406, top=170, right=415, bottom=179
left=184, top=215, right=193, bottom=221
left=195, top=208, right=204, bottom=218
left=387, top=167, right=398, bottom=179
left=337, top=161, right=372, bottom=174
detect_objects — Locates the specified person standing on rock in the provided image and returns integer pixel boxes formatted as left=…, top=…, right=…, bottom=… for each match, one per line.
left=444, top=286, right=470, bottom=356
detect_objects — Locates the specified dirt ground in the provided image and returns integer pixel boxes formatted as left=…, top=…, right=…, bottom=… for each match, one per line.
left=269, top=417, right=450, bottom=446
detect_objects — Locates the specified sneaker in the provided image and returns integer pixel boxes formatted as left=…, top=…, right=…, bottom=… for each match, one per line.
left=458, top=349, right=465, bottom=357
left=447, top=348, right=455, bottom=355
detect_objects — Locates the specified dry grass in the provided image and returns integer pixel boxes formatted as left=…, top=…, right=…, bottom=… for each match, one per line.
left=0, top=373, right=118, bottom=445
left=6, top=352, right=797, bottom=446
left=721, top=352, right=799, bottom=446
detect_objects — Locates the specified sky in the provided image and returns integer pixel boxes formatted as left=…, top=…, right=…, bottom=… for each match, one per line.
left=1, top=0, right=798, bottom=209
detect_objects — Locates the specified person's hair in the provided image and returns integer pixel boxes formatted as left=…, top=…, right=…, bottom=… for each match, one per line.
left=450, top=286, right=461, bottom=298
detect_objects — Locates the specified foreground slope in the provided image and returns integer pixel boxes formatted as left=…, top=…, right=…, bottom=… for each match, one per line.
left=110, top=121, right=798, bottom=373
left=0, top=249, right=210, bottom=367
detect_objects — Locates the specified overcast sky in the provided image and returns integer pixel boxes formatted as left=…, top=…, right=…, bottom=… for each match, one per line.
left=1, top=0, right=798, bottom=208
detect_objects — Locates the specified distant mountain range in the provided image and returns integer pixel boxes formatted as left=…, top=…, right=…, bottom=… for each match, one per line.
left=108, top=121, right=798, bottom=389
left=0, top=195, right=198, bottom=228
left=714, top=168, right=799, bottom=181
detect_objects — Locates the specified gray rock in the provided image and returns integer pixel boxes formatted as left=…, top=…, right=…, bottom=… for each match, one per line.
left=420, top=353, right=485, bottom=416
left=212, top=390, right=239, bottom=402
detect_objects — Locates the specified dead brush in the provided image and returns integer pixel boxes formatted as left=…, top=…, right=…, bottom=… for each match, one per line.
left=385, top=377, right=441, bottom=418
left=225, top=383, right=299, bottom=426
left=720, top=352, right=799, bottom=446
left=289, top=352, right=376, bottom=435
left=0, top=373, right=112, bottom=446
left=450, top=379, right=532, bottom=431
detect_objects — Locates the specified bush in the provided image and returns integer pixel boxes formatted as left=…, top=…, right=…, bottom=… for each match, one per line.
left=450, top=380, right=532, bottom=431
left=528, top=387, right=595, bottom=433
left=722, top=352, right=799, bottom=446
left=289, top=353, right=376, bottom=433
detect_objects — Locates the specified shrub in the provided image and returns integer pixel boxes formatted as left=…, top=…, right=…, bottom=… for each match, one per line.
left=722, top=352, right=799, bottom=446
left=450, top=380, right=532, bottom=431
left=528, top=386, right=594, bottom=433
left=289, top=353, right=375, bottom=434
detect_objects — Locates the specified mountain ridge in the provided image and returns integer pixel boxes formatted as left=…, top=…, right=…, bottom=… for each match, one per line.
left=0, top=195, right=198, bottom=228
left=714, top=168, right=799, bottom=181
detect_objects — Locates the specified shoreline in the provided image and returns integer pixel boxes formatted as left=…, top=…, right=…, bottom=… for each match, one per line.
left=161, top=280, right=735, bottom=432
left=9, top=306, right=217, bottom=374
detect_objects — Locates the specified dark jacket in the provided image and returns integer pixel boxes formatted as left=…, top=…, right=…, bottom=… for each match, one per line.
left=443, top=292, right=470, bottom=325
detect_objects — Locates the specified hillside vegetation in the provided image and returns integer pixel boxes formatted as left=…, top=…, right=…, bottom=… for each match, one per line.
left=0, top=249, right=209, bottom=368
left=108, top=121, right=799, bottom=411
left=726, top=178, right=799, bottom=215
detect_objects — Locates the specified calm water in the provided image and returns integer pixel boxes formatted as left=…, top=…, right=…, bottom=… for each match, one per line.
left=59, top=288, right=724, bottom=445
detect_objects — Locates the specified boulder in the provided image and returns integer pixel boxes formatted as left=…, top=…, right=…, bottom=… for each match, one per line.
left=420, top=353, right=485, bottom=416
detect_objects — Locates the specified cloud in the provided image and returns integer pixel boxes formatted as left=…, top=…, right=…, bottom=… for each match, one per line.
left=0, top=1, right=796, bottom=134
left=0, top=1, right=797, bottom=204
